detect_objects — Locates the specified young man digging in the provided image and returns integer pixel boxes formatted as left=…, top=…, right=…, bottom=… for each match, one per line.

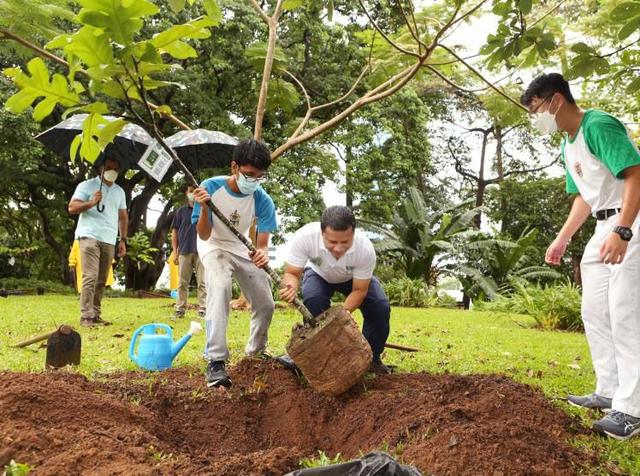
left=191, top=139, right=277, bottom=388
left=522, top=73, right=640, bottom=440
left=279, top=206, right=392, bottom=374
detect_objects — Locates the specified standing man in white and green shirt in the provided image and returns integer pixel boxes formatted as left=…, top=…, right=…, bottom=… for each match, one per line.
left=522, top=73, right=640, bottom=440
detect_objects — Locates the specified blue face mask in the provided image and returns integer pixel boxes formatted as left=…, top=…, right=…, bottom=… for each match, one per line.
left=237, top=172, right=260, bottom=195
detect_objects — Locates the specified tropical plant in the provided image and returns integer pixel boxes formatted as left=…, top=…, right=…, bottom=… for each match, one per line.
left=367, top=187, right=481, bottom=285
left=383, top=277, right=436, bottom=308
left=477, top=279, right=583, bottom=331
left=457, top=228, right=561, bottom=301
left=125, top=232, right=159, bottom=271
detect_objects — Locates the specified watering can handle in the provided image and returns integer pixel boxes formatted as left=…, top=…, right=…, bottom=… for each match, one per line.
left=129, top=324, right=173, bottom=363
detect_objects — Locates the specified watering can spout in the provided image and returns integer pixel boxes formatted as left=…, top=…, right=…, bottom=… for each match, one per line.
left=170, top=321, right=203, bottom=362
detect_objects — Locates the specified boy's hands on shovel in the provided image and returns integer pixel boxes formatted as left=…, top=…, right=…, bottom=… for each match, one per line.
left=249, top=248, right=269, bottom=268
left=279, top=283, right=298, bottom=303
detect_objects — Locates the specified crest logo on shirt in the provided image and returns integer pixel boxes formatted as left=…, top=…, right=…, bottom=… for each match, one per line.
left=310, top=257, right=323, bottom=266
left=574, top=162, right=583, bottom=178
left=229, top=210, right=240, bottom=227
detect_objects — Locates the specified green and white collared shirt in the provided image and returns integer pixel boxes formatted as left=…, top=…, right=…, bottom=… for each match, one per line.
left=562, top=109, right=640, bottom=214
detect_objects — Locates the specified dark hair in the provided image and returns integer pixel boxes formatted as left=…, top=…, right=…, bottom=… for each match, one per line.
left=520, top=73, right=576, bottom=107
left=183, top=183, right=195, bottom=193
left=97, top=156, right=121, bottom=171
left=321, top=206, right=356, bottom=232
left=233, top=139, right=272, bottom=171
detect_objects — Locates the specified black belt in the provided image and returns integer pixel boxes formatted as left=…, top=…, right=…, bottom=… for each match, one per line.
left=595, top=208, right=620, bottom=220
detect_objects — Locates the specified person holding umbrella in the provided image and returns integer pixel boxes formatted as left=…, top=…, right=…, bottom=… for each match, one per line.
left=68, top=156, right=128, bottom=327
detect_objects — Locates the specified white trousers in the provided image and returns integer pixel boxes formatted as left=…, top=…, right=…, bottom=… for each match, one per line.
left=201, top=249, right=275, bottom=362
left=581, top=214, right=640, bottom=417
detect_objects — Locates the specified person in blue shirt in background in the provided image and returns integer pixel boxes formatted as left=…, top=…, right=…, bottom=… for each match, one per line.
left=191, top=139, right=277, bottom=388
left=68, top=157, right=128, bottom=327
left=171, top=184, right=206, bottom=319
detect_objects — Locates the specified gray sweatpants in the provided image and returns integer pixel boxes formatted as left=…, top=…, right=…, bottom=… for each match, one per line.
left=202, top=249, right=275, bottom=362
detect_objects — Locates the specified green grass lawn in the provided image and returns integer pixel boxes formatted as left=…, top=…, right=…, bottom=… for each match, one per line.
left=1, top=295, right=639, bottom=474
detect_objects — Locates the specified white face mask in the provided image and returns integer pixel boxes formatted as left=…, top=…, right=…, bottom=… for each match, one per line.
left=236, top=172, right=260, bottom=195
left=103, top=169, right=118, bottom=183
left=187, top=193, right=195, bottom=202
left=532, top=110, right=558, bottom=135
left=531, top=98, right=560, bottom=135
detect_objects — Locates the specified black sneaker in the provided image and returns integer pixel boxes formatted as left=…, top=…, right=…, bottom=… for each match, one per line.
left=567, top=393, right=612, bottom=410
left=275, top=354, right=302, bottom=377
left=206, top=360, right=232, bottom=388
left=593, top=410, right=640, bottom=440
left=93, top=316, right=111, bottom=326
left=248, top=351, right=272, bottom=361
left=369, top=360, right=393, bottom=375
left=80, top=318, right=96, bottom=328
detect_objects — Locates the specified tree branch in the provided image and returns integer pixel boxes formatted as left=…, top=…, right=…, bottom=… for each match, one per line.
left=283, top=69, right=312, bottom=139
left=357, top=0, right=420, bottom=58
left=436, top=43, right=527, bottom=112
left=252, top=0, right=284, bottom=140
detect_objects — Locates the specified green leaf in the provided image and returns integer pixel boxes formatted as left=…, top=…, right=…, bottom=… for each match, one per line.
left=61, top=27, right=115, bottom=68
left=570, top=42, right=596, bottom=55
left=153, top=105, right=173, bottom=116
left=3, top=58, right=81, bottom=120
left=245, top=42, right=289, bottom=73
left=618, top=15, right=640, bottom=41
left=627, top=76, right=640, bottom=94
left=266, top=78, right=300, bottom=113
left=78, top=112, right=108, bottom=163
left=150, top=18, right=215, bottom=59
left=168, top=0, right=186, bottom=13
left=203, top=0, right=222, bottom=23
left=518, top=0, right=532, bottom=15
left=327, top=0, right=333, bottom=21
left=77, top=0, right=159, bottom=46
left=283, top=0, right=304, bottom=10
left=98, top=118, right=126, bottom=150
left=611, top=2, right=640, bottom=22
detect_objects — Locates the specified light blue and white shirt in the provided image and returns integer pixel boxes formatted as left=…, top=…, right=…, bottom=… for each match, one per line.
left=72, top=176, right=126, bottom=245
left=191, top=176, right=277, bottom=260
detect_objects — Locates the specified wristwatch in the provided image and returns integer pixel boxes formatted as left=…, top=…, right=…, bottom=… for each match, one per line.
left=613, top=226, right=633, bottom=241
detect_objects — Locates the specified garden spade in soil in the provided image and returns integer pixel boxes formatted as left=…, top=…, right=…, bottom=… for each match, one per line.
left=152, top=136, right=373, bottom=396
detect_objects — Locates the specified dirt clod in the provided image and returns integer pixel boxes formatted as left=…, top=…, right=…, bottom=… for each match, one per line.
left=0, top=360, right=596, bottom=475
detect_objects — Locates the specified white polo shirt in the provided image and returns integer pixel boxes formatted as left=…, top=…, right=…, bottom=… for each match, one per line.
left=286, top=222, right=376, bottom=284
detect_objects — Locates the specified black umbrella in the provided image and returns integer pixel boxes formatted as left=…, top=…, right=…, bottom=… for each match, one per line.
left=165, top=129, right=238, bottom=170
left=36, top=114, right=154, bottom=171
left=36, top=114, right=153, bottom=212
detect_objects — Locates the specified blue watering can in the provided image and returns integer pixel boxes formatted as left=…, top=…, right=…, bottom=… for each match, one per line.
left=129, top=321, right=203, bottom=371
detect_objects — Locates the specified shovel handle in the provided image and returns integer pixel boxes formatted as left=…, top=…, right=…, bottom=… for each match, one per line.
left=152, top=133, right=316, bottom=326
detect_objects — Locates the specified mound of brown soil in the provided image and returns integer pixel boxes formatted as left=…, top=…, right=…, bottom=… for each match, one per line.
left=0, top=361, right=597, bottom=475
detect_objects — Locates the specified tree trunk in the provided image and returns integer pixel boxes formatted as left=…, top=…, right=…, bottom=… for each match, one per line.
left=345, top=146, right=353, bottom=208
left=571, top=252, right=582, bottom=286
left=473, top=130, right=489, bottom=228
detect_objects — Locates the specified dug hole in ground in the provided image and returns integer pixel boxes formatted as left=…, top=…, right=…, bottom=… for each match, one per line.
left=0, top=356, right=597, bottom=475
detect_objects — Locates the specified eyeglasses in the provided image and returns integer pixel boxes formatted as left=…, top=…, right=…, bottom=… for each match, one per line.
left=528, top=94, right=554, bottom=118
left=239, top=171, right=267, bottom=184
